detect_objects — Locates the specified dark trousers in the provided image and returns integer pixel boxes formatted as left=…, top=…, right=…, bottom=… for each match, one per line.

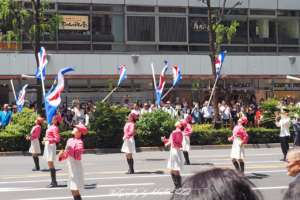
left=280, top=136, right=290, bottom=159
left=294, top=132, right=300, bottom=147
left=204, top=118, right=212, bottom=124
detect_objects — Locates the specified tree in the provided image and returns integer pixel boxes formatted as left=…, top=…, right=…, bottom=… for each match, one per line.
left=198, top=0, right=242, bottom=120
left=0, top=0, right=62, bottom=114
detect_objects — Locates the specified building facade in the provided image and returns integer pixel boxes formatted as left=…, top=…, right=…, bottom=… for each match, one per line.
left=0, top=0, right=300, bottom=106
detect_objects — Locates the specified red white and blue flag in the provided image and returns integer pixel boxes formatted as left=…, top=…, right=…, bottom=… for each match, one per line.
left=215, top=51, right=227, bottom=77
left=116, top=65, right=126, bottom=88
left=35, top=47, right=48, bottom=79
left=171, top=66, right=182, bottom=87
left=156, top=60, right=168, bottom=106
left=16, top=84, right=29, bottom=113
left=44, top=68, right=74, bottom=125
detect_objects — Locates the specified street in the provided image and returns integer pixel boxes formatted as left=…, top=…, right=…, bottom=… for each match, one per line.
left=0, top=147, right=291, bottom=200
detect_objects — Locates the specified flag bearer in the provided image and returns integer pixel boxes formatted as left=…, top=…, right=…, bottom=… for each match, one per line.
left=161, top=119, right=187, bottom=193
left=228, top=117, right=249, bottom=174
left=42, top=115, right=63, bottom=188
left=121, top=113, right=137, bottom=174
left=26, top=117, right=44, bottom=171
left=182, top=116, right=193, bottom=165
left=59, top=124, right=87, bottom=200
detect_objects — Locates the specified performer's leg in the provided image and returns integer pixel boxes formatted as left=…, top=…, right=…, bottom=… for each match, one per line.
left=280, top=137, right=285, bottom=160
left=125, top=153, right=134, bottom=174
left=232, top=158, right=240, bottom=170
left=71, top=190, right=81, bottom=200
left=32, top=153, right=40, bottom=171
left=46, top=161, right=57, bottom=188
left=173, top=170, right=181, bottom=190
left=238, top=159, right=244, bottom=173
left=284, top=136, right=289, bottom=159
left=183, top=151, right=190, bottom=165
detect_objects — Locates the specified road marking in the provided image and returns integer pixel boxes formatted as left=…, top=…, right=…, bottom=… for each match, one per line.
left=202, top=164, right=285, bottom=169
left=253, top=186, right=288, bottom=190
left=0, top=183, right=155, bottom=193
left=190, top=153, right=282, bottom=158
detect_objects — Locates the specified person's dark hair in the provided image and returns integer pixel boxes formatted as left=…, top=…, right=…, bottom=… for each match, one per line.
left=171, top=168, right=262, bottom=200
left=56, top=122, right=60, bottom=127
left=116, top=102, right=120, bottom=105
left=63, top=102, right=67, bottom=108
left=80, top=134, right=86, bottom=141
left=283, top=179, right=300, bottom=200
left=132, top=118, right=136, bottom=123
left=180, top=126, right=184, bottom=131
left=137, top=100, right=142, bottom=108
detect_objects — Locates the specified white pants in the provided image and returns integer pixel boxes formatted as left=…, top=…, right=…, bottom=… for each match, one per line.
left=29, top=138, right=41, bottom=154
left=182, top=136, right=190, bottom=151
left=167, top=147, right=183, bottom=171
left=231, top=137, right=245, bottom=159
left=43, top=141, right=56, bottom=162
left=67, top=156, right=84, bottom=190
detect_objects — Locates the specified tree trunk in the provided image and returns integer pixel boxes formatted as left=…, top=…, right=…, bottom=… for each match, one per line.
left=207, top=1, right=219, bottom=121
left=34, top=0, right=43, bottom=115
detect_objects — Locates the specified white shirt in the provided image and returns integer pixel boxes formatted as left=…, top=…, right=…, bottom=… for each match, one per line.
left=202, top=106, right=212, bottom=118
left=220, top=106, right=230, bottom=120
left=184, top=114, right=190, bottom=119
left=85, top=114, right=89, bottom=126
left=141, top=108, right=149, bottom=115
left=276, top=117, right=291, bottom=137
left=164, top=107, right=175, bottom=117
left=75, top=108, right=84, bottom=118
left=296, top=102, right=300, bottom=107
left=131, top=109, right=140, bottom=118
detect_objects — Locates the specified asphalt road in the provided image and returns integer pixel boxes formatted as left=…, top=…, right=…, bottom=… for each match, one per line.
left=0, top=147, right=292, bottom=200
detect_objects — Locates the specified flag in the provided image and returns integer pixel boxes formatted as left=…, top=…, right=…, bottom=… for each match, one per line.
left=16, top=84, right=29, bottom=113
left=215, top=51, right=227, bottom=77
left=44, top=68, right=74, bottom=125
left=116, top=65, right=126, bottom=88
left=156, top=60, right=168, bottom=106
left=35, top=46, right=48, bottom=79
left=171, top=66, right=182, bottom=87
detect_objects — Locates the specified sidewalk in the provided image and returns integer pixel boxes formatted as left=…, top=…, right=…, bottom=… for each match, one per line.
left=0, top=142, right=291, bottom=157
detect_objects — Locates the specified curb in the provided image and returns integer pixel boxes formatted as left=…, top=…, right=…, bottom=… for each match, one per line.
left=0, top=143, right=291, bottom=157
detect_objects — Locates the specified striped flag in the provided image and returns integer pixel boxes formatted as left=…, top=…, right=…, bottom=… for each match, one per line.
left=35, top=47, right=48, bottom=79
left=16, top=84, right=30, bottom=113
left=116, top=65, right=126, bottom=88
left=215, top=51, right=226, bottom=77
left=171, top=66, right=182, bottom=87
left=156, top=60, right=168, bottom=106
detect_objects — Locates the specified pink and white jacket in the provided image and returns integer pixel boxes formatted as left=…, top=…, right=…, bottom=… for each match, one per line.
left=124, top=121, right=135, bottom=140
left=164, top=128, right=183, bottom=148
left=59, top=138, right=84, bottom=162
left=183, top=123, right=193, bottom=137
left=46, top=125, right=60, bottom=144
left=230, top=124, right=249, bottom=144
left=30, top=125, right=41, bottom=141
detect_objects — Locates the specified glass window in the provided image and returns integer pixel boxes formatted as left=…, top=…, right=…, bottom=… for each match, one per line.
left=25, top=3, right=55, bottom=9
left=93, top=5, right=123, bottom=12
left=127, top=16, right=155, bottom=42
left=224, top=9, right=247, bottom=15
left=127, top=6, right=154, bottom=12
left=278, top=47, right=300, bottom=52
left=58, top=15, right=90, bottom=41
left=159, top=45, right=187, bottom=51
left=250, top=10, right=275, bottom=16
left=249, top=19, right=276, bottom=44
left=189, top=8, right=208, bottom=14
left=189, top=46, right=210, bottom=51
left=92, top=14, right=124, bottom=43
left=0, top=15, right=20, bottom=41
left=189, top=17, right=209, bottom=43
left=220, top=46, right=248, bottom=52
left=159, top=7, right=186, bottom=13
left=278, top=20, right=300, bottom=45
left=250, top=47, right=276, bottom=52
left=58, top=5, right=90, bottom=11
left=58, top=44, right=90, bottom=51
left=278, top=11, right=298, bottom=17
left=23, top=43, right=57, bottom=51
left=159, top=17, right=186, bottom=42
left=93, top=44, right=124, bottom=51
left=221, top=18, right=248, bottom=44
left=126, top=45, right=157, bottom=52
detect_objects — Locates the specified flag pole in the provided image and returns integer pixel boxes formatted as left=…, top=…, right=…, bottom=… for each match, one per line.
left=10, top=79, right=17, bottom=101
left=102, top=87, right=117, bottom=103
left=38, top=52, right=46, bottom=96
left=162, top=87, right=173, bottom=100
left=207, top=76, right=219, bottom=107
left=151, top=63, right=157, bottom=90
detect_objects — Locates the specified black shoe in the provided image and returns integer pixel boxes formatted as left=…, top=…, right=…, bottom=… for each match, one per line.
left=240, top=162, right=245, bottom=174
left=46, top=168, right=57, bottom=188
left=32, top=157, right=40, bottom=171
left=130, top=159, right=134, bottom=173
left=233, top=161, right=240, bottom=170
left=185, top=152, right=190, bottom=165
left=46, top=182, right=57, bottom=188
left=280, top=158, right=286, bottom=162
left=125, top=159, right=134, bottom=174
left=74, top=195, right=82, bottom=200
left=170, top=174, right=176, bottom=193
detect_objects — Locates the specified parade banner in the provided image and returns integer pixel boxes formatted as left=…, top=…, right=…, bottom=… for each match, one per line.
left=16, top=84, right=29, bottom=113
left=59, top=15, right=89, bottom=30
left=156, top=60, right=168, bottom=106
left=35, top=46, right=48, bottom=80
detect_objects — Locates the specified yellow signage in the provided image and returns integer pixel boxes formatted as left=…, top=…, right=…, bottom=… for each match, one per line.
left=59, top=15, right=89, bottom=30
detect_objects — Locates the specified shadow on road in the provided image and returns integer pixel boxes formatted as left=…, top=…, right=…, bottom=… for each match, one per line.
left=133, top=171, right=165, bottom=174
left=40, top=169, right=62, bottom=172
left=189, top=163, right=214, bottom=166
left=85, top=184, right=97, bottom=189
left=246, top=173, right=270, bottom=179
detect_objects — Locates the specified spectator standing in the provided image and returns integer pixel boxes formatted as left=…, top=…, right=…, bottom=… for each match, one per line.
left=184, top=108, right=191, bottom=120
left=87, top=101, right=96, bottom=112
left=239, top=107, right=246, bottom=117
left=285, top=147, right=300, bottom=190
left=149, top=104, right=155, bottom=113
left=202, top=101, right=212, bottom=124
left=64, top=108, right=74, bottom=129
left=137, top=100, right=143, bottom=109
left=230, top=104, right=239, bottom=125
left=131, top=103, right=141, bottom=120
left=84, top=107, right=90, bottom=127
left=0, top=104, right=12, bottom=129
left=247, top=95, right=258, bottom=113
left=181, top=98, right=186, bottom=108
left=174, top=104, right=184, bottom=120
left=12, top=105, right=18, bottom=115
left=182, top=102, right=189, bottom=114
left=58, top=107, right=65, bottom=120
left=292, top=114, right=300, bottom=147
left=169, top=99, right=175, bottom=109
left=73, top=100, right=84, bottom=125
left=290, top=100, right=295, bottom=108
left=154, top=101, right=161, bottom=110
left=122, top=95, right=132, bottom=109
left=192, top=103, right=202, bottom=124
left=220, top=101, right=230, bottom=124
left=164, top=101, right=175, bottom=117
left=141, top=103, right=150, bottom=115
left=246, top=107, right=255, bottom=125
left=62, top=102, right=68, bottom=114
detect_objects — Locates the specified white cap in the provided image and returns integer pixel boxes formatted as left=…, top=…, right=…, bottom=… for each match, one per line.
left=68, top=107, right=71, bottom=111
left=166, top=101, right=170, bottom=104
left=71, top=109, right=75, bottom=112
left=294, top=114, right=299, bottom=118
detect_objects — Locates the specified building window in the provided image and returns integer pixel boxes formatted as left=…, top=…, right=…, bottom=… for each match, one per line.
left=278, top=20, right=299, bottom=45
left=159, top=7, right=186, bottom=13
left=23, top=43, right=57, bottom=51
left=58, top=5, right=90, bottom=11
left=58, top=15, right=90, bottom=41
left=93, top=44, right=124, bottom=51
left=189, top=46, right=210, bottom=51
left=92, top=15, right=124, bottom=43
left=220, top=46, right=248, bottom=52
left=127, top=6, right=155, bottom=12
left=224, top=9, right=247, bottom=15
left=189, top=8, right=208, bottom=14
left=250, top=10, right=276, bottom=16
left=250, top=47, right=276, bottom=52
left=278, top=47, right=300, bottom=52
left=58, top=44, right=90, bottom=51
left=277, top=11, right=298, bottom=17
left=93, top=5, right=123, bottom=12
left=249, top=19, right=276, bottom=44
left=127, top=16, right=155, bottom=42
left=221, top=19, right=248, bottom=44
left=189, top=17, right=209, bottom=43
left=25, top=3, right=55, bottom=9
left=159, top=17, right=186, bottom=42
left=159, top=45, right=187, bottom=51
left=126, top=45, right=157, bottom=52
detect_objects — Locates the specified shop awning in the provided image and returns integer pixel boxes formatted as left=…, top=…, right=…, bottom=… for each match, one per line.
left=273, top=91, right=298, bottom=98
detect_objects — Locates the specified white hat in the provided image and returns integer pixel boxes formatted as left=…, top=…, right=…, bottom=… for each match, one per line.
left=294, top=114, right=299, bottom=118
left=68, top=107, right=71, bottom=111
left=71, top=109, right=75, bottom=112
left=166, top=101, right=170, bottom=104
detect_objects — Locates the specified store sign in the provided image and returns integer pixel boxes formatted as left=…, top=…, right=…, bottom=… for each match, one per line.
left=59, top=15, right=89, bottom=30
left=0, top=43, right=21, bottom=50
left=190, top=18, right=207, bottom=31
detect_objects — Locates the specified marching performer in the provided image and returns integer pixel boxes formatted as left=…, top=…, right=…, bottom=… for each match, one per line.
left=275, top=109, right=291, bottom=161
left=121, top=113, right=137, bottom=174
left=161, top=119, right=187, bottom=193
left=42, top=115, right=63, bottom=188
left=59, top=124, right=87, bottom=200
left=182, top=116, right=193, bottom=165
left=26, top=117, right=43, bottom=171
left=228, top=117, right=249, bottom=174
